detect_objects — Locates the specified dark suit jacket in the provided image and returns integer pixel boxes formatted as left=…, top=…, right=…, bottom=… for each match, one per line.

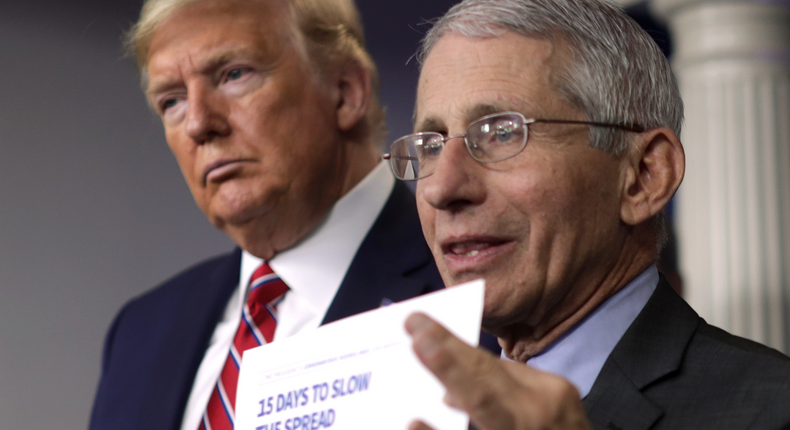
left=584, top=276, right=790, bottom=430
left=89, top=182, right=452, bottom=430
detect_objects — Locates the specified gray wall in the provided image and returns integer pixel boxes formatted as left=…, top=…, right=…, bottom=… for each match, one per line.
left=0, top=0, right=454, bottom=428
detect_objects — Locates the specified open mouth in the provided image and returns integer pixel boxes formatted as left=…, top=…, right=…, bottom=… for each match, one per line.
left=447, top=241, right=499, bottom=257
left=441, top=238, right=514, bottom=266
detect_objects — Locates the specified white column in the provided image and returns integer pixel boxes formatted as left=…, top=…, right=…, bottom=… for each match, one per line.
left=652, top=0, right=790, bottom=353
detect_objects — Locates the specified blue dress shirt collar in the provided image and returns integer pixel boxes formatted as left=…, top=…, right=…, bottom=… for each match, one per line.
left=525, top=265, right=659, bottom=398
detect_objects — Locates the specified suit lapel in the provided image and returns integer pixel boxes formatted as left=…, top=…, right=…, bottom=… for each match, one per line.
left=583, top=276, right=700, bottom=430
left=322, top=182, right=443, bottom=324
left=140, top=249, right=242, bottom=430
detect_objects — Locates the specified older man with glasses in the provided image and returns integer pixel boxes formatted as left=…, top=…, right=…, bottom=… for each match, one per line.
left=386, top=0, right=790, bottom=429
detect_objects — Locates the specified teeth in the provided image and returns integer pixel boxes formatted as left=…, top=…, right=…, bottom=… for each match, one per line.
left=450, top=242, right=491, bottom=257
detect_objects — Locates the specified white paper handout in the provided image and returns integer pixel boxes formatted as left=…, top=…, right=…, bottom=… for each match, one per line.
left=235, top=279, right=485, bottom=430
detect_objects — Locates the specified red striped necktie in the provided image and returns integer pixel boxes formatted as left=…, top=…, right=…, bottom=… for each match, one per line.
left=199, top=263, right=289, bottom=430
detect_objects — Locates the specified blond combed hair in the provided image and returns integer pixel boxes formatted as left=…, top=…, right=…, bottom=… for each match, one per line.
left=126, top=0, right=387, bottom=148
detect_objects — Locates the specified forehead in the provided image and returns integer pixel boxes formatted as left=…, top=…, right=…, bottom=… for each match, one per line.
left=416, top=32, right=573, bottom=129
left=145, top=0, right=294, bottom=82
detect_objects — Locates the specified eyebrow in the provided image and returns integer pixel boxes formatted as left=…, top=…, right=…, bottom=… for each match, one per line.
left=146, top=76, right=178, bottom=101
left=145, top=47, right=269, bottom=97
left=415, top=103, right=511, bottom=134
left=199, top=47, right=261, bottom=74
left=415, top=117, right=444, bottom=133
left=466, top=104, right=506, bottom=122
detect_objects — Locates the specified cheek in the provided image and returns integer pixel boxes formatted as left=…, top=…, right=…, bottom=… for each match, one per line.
left=416, top=195, right=446, bottom=272
left=165, top=135, right=197, bottom=184
left=517, top=158, right=622, bottom=266
left=508, top=155, right=606, bottom=219
left=416, top=196, right=437, bottom=244
left=498, top=163, right=563, bottom=220
left=163, top=131, right=212, bottom=211
left=245, top=87, right=333, bottom=169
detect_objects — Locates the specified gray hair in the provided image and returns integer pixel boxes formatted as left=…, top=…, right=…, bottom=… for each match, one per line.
left=419, top=0, right=683, bottom=156
left=125, top=0, right=387, bottom=148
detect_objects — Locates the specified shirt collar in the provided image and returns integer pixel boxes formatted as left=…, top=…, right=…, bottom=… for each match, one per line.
left=525, top=265, right=659, bottom=398
left=240, top=161, right=395, bottom=314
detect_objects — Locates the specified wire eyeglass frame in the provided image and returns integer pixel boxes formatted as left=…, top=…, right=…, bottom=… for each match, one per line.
left=382, top=111, right=644, bottom=181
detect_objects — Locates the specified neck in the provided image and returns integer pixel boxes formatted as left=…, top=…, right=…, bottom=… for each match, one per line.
left=338, top=139, right=380, bottom=198
left=498, top=238, right=656, bottom=362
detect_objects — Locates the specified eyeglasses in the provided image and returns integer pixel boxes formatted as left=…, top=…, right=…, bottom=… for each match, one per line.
left=383, top=111, right=644, bottom=181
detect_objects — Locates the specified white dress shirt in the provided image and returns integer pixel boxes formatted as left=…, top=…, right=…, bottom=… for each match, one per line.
left=525, top=265, right=659, bottom=398
left=180, top=161, right=395, bottom=430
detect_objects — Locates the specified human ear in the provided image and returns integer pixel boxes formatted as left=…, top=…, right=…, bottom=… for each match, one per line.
left=619, top=127, right=685, bottom=225
left=335, top=63, right=371, bottom=132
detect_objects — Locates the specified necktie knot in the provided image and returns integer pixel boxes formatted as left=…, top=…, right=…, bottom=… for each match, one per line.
left=247, top=264, right=289, bottom=311
left=244, top=263, right=288, bottom=345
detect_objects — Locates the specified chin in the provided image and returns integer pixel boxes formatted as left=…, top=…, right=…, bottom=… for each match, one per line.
left=482, top=286, right=532, bottom=321
left=209, top=189, right=274, bottom=224
left=204, top=204, right=261, bottom=236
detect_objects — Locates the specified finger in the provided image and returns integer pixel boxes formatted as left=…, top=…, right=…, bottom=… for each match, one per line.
left=498, top=361, right=591, bottom=430
left=405, top=312, right=517, bottom=429
left=406, top=313, right=592, bottom=430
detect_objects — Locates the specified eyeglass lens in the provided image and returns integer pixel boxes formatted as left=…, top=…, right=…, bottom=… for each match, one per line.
left=389, top=112, right=528, bottom=180
left=467, top=113, right=527, bottom=161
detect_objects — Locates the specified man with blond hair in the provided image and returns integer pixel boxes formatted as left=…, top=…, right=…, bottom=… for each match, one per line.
left=88, top=0, right=452, bottom=429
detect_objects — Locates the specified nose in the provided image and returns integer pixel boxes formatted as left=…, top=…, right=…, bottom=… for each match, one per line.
left=185, top=84, right=231, bottom=143
left=417, top=136, right=486, bottom=213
